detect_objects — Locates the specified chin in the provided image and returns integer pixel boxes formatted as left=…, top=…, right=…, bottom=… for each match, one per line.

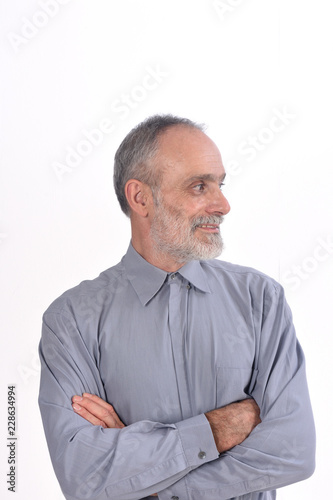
left=193, top=238, right=223, bottom=260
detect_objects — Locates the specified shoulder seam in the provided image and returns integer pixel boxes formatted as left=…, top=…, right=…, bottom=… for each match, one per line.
left=203, top=260, right=281, bottom=291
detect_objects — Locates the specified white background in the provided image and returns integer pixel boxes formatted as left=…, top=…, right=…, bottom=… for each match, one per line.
left=1, top=0, right=332, bottom=498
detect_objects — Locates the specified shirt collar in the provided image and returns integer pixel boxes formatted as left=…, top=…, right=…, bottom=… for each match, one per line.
left=122, top=243, right=211, bottom=306
left=178, top=260, right=211, bottom=294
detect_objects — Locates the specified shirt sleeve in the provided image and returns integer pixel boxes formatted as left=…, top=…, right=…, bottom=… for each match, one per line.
left=158, top=283, right=316, bottom=500
left=38, top=308, right=219, bottom=500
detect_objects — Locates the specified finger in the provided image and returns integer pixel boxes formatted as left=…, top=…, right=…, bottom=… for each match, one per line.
left=72, top=402, right=110, bottom=428
left=72, top=395, right=124, bottom=428
left=82, top=393, right=116, bottom=411
left=72, top=399, right=122, bottom=428
left=82, top=393, right=125, bottom=428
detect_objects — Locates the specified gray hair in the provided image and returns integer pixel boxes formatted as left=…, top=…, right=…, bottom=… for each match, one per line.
left=113, top=114, right=205, bottom=216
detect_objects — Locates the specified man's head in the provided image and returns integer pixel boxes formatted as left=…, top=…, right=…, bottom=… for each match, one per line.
left=114, top=114, right=203, bottom=216
left=113, top=114, right=230, bottom=270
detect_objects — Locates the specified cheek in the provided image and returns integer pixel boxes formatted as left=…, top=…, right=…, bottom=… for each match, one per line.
left=166, top=194, right=206, bottom=220
left=179, top=192, right=206, bottom=208
left=186, top=198, right=207, bottom=215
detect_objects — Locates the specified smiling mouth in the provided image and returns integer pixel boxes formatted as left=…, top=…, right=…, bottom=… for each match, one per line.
left=196, top=224, right=220, bottom=233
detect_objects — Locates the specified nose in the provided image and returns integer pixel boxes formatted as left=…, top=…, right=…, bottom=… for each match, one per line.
left=206, top=187, right=231, bottom=216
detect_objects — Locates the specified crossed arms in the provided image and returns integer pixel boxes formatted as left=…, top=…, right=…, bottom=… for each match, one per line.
left=72, top=394, right=261, bottom=455
left=71, top=394, right=261, bottom=498
left=39, top=285, right=315, bottom=500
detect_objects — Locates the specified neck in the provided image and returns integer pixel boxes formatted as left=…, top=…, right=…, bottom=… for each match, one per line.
left=130, top=219, right=185, bottom=272
left=131, top=236, right=185, bottom=272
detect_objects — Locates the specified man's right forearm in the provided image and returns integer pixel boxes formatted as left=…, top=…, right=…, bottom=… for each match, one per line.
left=205, top=398, right=261, bottom=453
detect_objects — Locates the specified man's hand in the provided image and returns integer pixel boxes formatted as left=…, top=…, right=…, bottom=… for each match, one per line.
left=72, top=395, right=158, bottom=496
left=72, top=393, right=125, bottom=429
left=71, top=395, right=260, bottom=497
left=205, top=398, right=261, bottom=453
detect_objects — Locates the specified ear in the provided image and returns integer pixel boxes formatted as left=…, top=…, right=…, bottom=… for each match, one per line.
left=125, top=179, right=152, bottom=217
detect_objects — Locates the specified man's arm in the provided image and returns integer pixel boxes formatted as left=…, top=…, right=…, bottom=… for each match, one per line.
left=73, top=394, right=261, bottom=455
left=39, top=309, right=221, bottom=500
left=205, top=399, right=261, bottom=453
left=71, top=394, right=261, bottom=498
left=157, top=284, right=316, bottom=500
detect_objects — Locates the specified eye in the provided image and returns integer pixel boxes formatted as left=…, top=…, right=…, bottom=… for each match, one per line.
left=219, top=182, right=225, bottom=190
left=193, top=183, right=205, bottom=192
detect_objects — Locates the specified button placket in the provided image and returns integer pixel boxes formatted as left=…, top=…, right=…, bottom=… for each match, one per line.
left=168, top=274, right=192, bottom=420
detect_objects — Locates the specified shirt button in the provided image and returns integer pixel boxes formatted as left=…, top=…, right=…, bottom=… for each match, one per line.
left=198, top=451, right=206, bottom=459
left=171, top=497, right=179, bottom=500
left=186, top=284, right=191, bottom=290
left=170, top=274, right=176, bottom=280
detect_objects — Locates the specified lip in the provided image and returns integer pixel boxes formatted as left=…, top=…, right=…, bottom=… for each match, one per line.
left=196, top=224, right=220, bottom=233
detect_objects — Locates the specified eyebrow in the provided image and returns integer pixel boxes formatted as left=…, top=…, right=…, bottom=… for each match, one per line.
left=186, top=173, right=226, bottom=184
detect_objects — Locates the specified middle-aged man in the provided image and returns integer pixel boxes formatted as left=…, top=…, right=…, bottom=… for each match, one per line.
left=39, top=115, right=316, bottom=500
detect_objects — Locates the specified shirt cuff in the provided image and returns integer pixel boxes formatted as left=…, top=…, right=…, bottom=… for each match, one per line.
left=157, top=415, right=218, bottom=500
left=175, top=413, right=219, bottom=469
left=158, top=478, right=189, bottom=500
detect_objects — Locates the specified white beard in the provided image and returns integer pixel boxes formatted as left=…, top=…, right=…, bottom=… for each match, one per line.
left=150, top=197, right=224, bottom=264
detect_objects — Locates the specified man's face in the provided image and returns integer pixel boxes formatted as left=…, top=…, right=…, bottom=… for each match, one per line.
left=149, top=126, right=230, bottom=264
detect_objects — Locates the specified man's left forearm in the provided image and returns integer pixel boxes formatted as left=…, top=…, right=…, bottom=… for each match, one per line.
left=158, top=353, right=315, bottom=500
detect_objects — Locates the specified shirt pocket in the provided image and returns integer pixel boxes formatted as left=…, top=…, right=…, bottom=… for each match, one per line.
left=216, top=367, right=258, bottom=407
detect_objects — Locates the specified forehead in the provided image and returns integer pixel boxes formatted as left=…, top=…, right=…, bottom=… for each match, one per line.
left=156, top=126, right=225, bottom=184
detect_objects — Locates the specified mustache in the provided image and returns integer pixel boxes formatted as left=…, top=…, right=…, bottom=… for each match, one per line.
left=191, top=215, right=224, bottom=230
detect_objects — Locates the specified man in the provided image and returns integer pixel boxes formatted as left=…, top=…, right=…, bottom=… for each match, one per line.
left=39, top=115, right=315, bottom=500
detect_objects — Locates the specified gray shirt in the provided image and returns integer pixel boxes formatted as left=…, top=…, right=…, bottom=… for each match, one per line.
left=39, top=243, right=315, bottom=500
